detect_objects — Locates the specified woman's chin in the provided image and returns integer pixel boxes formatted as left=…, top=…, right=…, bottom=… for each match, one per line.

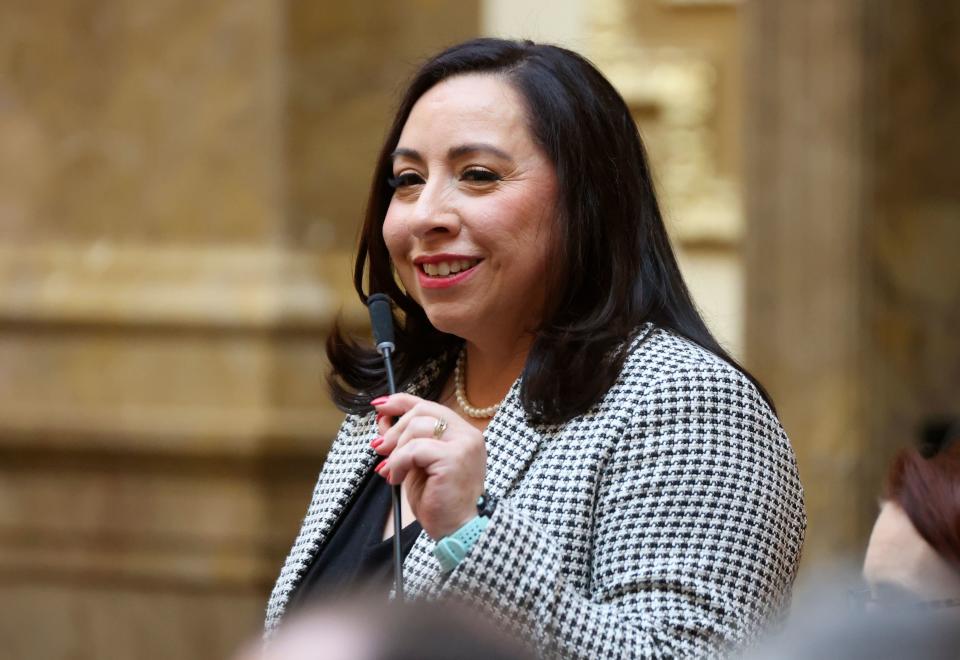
left=423, top=310, right=474, bottom=339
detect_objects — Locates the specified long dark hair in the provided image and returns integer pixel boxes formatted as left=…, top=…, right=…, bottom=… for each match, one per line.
left=327, top=38, right=774, bottom=423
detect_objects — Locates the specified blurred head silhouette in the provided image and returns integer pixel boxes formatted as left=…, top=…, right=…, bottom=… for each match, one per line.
left=237, top=598, right=534, bottom=660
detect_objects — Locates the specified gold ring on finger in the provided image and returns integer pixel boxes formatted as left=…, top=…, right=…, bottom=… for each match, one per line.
left=432, top=417, right=448, bottom=439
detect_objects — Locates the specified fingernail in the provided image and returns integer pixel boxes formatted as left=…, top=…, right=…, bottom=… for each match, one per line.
left=371, top=396, right=389, bottom=406
left=375, top=459, right=387, bottom=473
left=375, top=412, right=385, bottom=425
left=370, top=437, right=383, bottom=449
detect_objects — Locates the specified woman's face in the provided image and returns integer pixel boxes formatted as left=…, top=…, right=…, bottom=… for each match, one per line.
left=382, top=74, right=559, bottom=347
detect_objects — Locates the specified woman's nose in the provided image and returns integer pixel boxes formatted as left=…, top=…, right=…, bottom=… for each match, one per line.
left=408, top=181, right=461, bottom=238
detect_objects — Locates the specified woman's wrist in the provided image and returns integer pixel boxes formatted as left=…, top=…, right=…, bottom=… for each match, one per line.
left=433, top=515, right=490, bottom=574
left=432, top=492, right=498, bottom=573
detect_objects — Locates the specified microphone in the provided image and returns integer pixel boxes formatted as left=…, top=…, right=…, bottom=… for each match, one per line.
left=367, top=293, right=397, bottom=394
left=366, top=293, right=404, bottom=601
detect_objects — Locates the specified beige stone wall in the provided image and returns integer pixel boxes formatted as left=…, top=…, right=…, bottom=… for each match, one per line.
left=0, top=2, right=479, bottom=658
left=0, top=1, right=285, bottom=244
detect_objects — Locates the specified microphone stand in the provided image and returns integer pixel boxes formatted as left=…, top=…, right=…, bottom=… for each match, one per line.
left=367, top=294, right=404, bottom=602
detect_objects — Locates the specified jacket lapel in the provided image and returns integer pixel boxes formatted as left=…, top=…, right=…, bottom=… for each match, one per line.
left=481, top=379, right=551, bottom=499
left=272, top=353, right=453, bottom=614
left=403, top=376, right=550, bottom=598
left=267, top=415, right=379, bottom=622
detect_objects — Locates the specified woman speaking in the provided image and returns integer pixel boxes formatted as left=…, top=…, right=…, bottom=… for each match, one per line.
left=265, top=39, right=805, bottom=658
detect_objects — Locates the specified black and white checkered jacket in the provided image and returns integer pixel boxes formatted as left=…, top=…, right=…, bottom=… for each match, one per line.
left=265, top=324, right=806, bottom=658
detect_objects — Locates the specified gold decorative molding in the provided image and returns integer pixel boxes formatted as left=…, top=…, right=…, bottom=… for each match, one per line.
left=0, top=243, right=364, bottom=454
left=659, top=0, right=740, bottom=6
left=0, top=401, right=346, bottom=456
left=586, top=0, right=741, bottom=245
left=0, top=243, right=365, bottom=331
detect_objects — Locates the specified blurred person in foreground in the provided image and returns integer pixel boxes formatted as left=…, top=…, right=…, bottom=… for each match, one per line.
left=860, top=420, right=960, bottom=610
left=264, top=38, right=805, bottom=658
left=238, top=599, right=534, bottom=660
left=745, top=593, right=960, bottom=660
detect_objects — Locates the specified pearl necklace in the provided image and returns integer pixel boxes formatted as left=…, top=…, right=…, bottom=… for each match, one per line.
left=454, top=348, right=502, bottom=419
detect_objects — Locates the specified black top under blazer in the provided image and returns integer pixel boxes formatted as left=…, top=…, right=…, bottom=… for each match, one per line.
left=265, top=324, right=806, bottom=658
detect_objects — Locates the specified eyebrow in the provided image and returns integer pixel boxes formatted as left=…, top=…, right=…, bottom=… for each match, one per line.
left=390, top=143, right=514, bottom=163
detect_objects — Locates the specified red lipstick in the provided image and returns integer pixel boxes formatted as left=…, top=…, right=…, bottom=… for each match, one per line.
left=413, top=254, right=482, bottom=290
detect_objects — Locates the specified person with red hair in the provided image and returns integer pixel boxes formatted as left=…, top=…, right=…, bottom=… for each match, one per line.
left=862, top=420, right=960, bottom=609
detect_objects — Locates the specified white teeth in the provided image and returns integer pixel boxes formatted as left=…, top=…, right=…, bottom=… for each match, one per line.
left=420, top=259, right=479, bottom=277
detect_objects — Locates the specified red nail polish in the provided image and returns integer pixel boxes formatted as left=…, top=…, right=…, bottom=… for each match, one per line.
left=375, top=459, right=387, bottom=473
left=375, top=412, right=384, bottom=425
left=371, top=396, right=389, bottom=406
left=371, top=437, right=383, bottom=449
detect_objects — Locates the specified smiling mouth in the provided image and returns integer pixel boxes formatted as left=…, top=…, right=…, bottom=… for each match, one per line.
left=418, top=258, right=481, bottom=278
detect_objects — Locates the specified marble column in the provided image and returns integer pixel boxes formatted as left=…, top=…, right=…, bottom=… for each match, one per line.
left=744, top=0, right=960, bottom=564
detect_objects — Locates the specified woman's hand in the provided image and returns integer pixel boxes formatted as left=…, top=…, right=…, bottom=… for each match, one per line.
left=371, top=393, right=486, bottom=540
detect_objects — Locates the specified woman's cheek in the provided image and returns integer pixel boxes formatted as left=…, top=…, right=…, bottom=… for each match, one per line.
left=381, top=218, right=399, bottom=255
left=396, top=263, right=419, bottom=302
left=382, top=218, right=408, bottom=275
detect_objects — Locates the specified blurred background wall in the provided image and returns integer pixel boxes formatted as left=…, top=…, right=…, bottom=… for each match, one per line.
left=0, top=1, right=956, bottom=658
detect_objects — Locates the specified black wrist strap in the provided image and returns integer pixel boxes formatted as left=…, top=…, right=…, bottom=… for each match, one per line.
left=476, top=491, right=497, bottom=518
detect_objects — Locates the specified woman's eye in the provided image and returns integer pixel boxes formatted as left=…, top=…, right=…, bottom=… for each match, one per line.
left=462, top=168, right=501, bottom=183
left=387, top=172, right=425, bottom=189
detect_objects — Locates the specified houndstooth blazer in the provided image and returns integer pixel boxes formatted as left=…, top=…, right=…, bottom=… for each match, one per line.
left=265, top=324, right=806, bottom=658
